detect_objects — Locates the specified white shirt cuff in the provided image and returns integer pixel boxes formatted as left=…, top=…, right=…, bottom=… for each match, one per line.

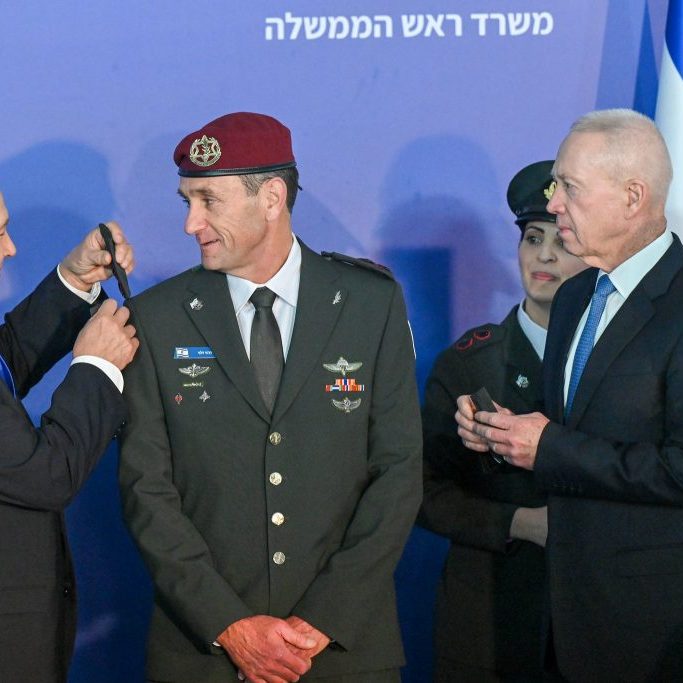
left=57, top=264, right=101, bottom=304
left=71, top=356, right=124, bottom=393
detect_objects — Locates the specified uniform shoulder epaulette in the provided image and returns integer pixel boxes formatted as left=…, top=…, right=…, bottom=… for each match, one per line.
left=453, top=323, right=505, bottom=354
left=321, top=251, right=395, bottom=280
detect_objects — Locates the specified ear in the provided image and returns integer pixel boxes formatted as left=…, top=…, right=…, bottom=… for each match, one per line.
left=624, top=179, right=645, bottom=218
left=261, top=177, right=288, bottom=221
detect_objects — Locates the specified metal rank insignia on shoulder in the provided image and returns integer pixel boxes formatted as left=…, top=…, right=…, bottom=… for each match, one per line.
left=323, top=356, right=362, bottom=376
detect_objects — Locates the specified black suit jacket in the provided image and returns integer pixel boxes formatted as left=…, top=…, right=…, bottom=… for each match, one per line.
left=537, top=235, right=683, bottom=682
left=419, top=308, right=546, bottom=676
left=119, top=241, right=422, bottom=682
left=0, top=270, right=126, bottom=683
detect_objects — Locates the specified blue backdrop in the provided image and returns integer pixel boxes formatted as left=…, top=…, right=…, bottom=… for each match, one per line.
left=0, top=1, right=669, bottom=680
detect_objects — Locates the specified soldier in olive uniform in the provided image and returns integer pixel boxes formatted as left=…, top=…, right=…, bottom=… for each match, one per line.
left=119, top=112, right=421, bottom=683
left=419, top=161, right=586, bottom=682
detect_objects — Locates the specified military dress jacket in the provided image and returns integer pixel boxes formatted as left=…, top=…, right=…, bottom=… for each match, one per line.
left=0, top=270, right=126, bottom=683
left=118, top=240, right=422, bottom=682
left=538, top=235, right=683, bottom=682
left=419, top=307, right=547, bottom=676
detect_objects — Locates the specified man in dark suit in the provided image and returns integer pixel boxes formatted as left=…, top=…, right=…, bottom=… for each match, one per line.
left=419, top=161, right=586, bottom=682
left=0, top=191, right=139, bottom=683
left=118, top=112, right=422, bottom=683
left=456, top=108, right=683, bottom=682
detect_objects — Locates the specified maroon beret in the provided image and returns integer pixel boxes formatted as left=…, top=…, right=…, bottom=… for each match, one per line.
left=174, top=112, right=296, bottom=177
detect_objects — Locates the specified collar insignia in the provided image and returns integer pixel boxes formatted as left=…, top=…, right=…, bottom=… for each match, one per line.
left=515, top=374, right=530, bottom=389
left=189, top=135, right=221, bottom=167
left=332, top=291, right=342, bottom=305
left=190, top=297, right=203, bottom=310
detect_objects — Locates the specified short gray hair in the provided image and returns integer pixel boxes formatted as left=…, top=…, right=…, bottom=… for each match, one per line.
left=239, top=166, right=300, bottom=213
left=568, top=109, right=673, bottom=203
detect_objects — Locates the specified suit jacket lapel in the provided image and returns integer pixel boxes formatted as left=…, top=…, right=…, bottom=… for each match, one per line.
left=273, top=243, right=344, bottom=422
left=567, top=236, right=683, bottom=427
left=503, top=310, right=543, bottom=411
left=566, top=289, right=654, bottom=426
left=183, top=267, right=270, bottom=422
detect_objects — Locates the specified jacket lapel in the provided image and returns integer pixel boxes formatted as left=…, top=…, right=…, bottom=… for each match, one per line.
left=503, top=310, right=543, bottom=411
left=566, top=289, right=654, bottom=426
left=182, top=267, right=270, bottom=422
left=567, top=236, right=683, bottom=427
left=273, top=243, right=344, bottom=422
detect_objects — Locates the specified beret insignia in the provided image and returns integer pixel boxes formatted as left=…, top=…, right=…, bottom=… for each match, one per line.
left=189, top=135, right=221, bottom=167
left=543, top=180, right=557, bottom=200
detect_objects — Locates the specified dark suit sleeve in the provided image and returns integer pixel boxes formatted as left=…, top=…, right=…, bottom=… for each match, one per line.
left=419, top=349, right=519, bottom=553
left=0, top=271, right=126, bottom=510
left=0, top=364, right=126, bottom=509
left=0, top=270, right=96, bottom=398
left=118, top=306, right=254, bottom=649
left=290, top=283, right=423, bottom=648
left=536, top=335, right=683, bottom=507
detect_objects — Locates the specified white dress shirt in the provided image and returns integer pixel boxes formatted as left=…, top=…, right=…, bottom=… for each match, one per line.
left=563, top=229, right=673, bottom=403
left=517, top=301, right=548, bottom=361
left=226, top=236, right=301, bottom=360
left=58, top=265, right=124, bottom=393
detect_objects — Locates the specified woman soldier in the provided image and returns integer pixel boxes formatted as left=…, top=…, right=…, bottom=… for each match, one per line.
left=419, top=160, right=586, bottom=682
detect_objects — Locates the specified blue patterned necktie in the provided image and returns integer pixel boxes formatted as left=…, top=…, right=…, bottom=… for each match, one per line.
left=0, top=353, right=16, bottom=397
left=565, top=274, right=616, bottom=418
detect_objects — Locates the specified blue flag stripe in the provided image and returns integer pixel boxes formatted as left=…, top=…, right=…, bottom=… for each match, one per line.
left=666, top=0, right=683, bottom=78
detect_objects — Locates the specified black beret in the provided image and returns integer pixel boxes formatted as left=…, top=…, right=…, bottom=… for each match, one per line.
left=506, top=160, right=556, bottom=229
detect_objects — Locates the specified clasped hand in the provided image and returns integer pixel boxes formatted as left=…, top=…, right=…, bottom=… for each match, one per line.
left=455, top=394, right=549, bottom=470
left=217, top=614, right=330, bottom=683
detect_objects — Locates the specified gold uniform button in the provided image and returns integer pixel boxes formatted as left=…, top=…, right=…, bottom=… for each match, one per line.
left=269, top=472, right=283, bottom=486
left=271, top=512, right=285, bottom=526
left=269, top=432, right=282, bottom=445
left=273, top=551, right=286, bottom=565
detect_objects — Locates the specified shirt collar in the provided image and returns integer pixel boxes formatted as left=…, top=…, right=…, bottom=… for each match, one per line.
left=516, top=301, right=547, bottom=360
left=227, top=236, right=301, bottom=314
left=600, top=229, right=673, bottom=299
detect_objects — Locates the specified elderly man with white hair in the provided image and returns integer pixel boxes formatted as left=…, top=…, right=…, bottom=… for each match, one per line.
left=457, top=109, right=683, bottom=682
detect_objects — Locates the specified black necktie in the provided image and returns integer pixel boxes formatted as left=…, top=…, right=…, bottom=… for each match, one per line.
left=249, top=287, right=283, bottom=413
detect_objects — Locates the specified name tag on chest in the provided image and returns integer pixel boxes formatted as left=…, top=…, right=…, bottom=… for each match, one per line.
left=174, top=346, right=216, bottom=359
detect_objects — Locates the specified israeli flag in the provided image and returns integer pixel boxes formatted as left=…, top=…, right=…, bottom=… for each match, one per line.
left=656, top=0, right=683, bottom=233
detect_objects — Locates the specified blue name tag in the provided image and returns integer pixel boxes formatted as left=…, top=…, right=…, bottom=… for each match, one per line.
left=174, top=346, right=216, bottom=359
